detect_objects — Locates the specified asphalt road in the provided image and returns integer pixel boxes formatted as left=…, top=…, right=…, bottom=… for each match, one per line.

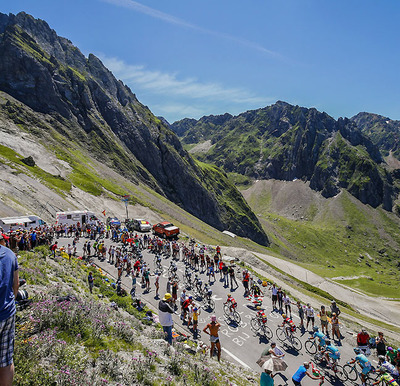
left=56, top=235, right=378, bottom=385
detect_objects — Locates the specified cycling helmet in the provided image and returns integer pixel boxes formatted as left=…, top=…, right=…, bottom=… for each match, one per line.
left=282, top=314, right=287, bottom=318
left=313, top=326, right=319, bottom=331
left=325, top=340, right=331, bottom=346
left=228, top=294, right=231, bottom=297
left=188, top=296, right=193, bottom=299
left=353, top=347, right=361, bottom=354
left=387, top=347, right=393, bottom=351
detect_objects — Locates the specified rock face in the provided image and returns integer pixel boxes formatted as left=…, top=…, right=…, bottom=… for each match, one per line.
left=172, top=101, right=397, bottom=211
left=351, top=112, right=400, bottom=160
left=0, top=12, right=269, bottom=245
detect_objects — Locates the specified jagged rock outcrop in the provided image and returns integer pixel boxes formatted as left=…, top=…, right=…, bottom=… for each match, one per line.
left=351, top=112, right=400, bottom=159
left=172, top=101, right=397, bottom=210
left=0, top=12, right=269, bottom=245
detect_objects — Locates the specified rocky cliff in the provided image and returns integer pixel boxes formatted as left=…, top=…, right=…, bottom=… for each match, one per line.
left=0, top=12, right=268, bottom=245
left=172, top=101, right=397, bottom=210
left=351, top=112, right=400, bottom=160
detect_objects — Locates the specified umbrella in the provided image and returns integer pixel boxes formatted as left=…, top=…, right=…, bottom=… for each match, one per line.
left=262, top=358, right=288, bottom=372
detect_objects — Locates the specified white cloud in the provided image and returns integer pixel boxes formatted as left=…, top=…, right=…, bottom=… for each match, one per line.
left=101, top=55, right=271, bottom=106
left=102, top=0, right=282, bottom=58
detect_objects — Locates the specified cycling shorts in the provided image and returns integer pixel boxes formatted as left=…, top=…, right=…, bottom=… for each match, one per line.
left=362, top=363, right=372, bottom=375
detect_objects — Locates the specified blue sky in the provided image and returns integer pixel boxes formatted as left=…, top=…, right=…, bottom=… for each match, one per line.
left=4, top=0, right=400, bottom=123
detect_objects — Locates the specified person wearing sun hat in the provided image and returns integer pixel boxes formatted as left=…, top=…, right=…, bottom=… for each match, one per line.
left=158, top=293, right=174, bottom=345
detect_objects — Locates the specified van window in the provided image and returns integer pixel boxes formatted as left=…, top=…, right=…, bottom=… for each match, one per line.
left=67, top=215, right=72, bottom=219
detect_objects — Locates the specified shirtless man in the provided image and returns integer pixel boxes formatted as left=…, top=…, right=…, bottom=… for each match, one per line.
left=203, top=315, right=221, bottom=361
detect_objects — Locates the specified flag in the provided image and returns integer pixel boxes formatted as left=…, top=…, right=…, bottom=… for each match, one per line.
left=102, top=210, right=106, bottom=216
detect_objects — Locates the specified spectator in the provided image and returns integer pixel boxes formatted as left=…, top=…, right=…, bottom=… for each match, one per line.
left=0, top=233, right=19, bottom=386
left=271, top=284, right=278, bottom=310
left=203, top=315, right=221, bottom=362
left=319, top=305, right=329, bottom=336
left=292, top=362, right=323, bottom=386
left=158, top=293, right=174, bottom=345
left=87, top=272, right=94, bottom=293
left=260, top=368, right=275, bottom=386
left=305, top=304, right=315, bottom=330
left=296, top=301, right=305, bottom=330
left=331, top=313, right=341, bottom=341
left=357, top=328, right=371, bottom=356
left=228, top=265, right=238, bottom=289
left=330, top=300, right=341, bottom=316
left=376, top=332, right=387, bottom=357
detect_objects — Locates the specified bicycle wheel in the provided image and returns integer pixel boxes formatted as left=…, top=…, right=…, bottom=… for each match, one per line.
left=292, top=336, right=302, bottom=351
left=262, top=324, right=273, bottom=340
left=232, top=311, right=241, bottom=324
left=343, top=364, right=358, bottom=382
left=305, top=339, right=317, bottom=355
left=335, top=365, right=348, bottom=382
left=223, top=304, right=230, bottom=318
left=276, top=327, right=286, bottom=343
left=250, top=317, right=261, bottom=332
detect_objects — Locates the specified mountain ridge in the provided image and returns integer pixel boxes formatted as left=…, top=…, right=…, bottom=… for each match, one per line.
left=0, top=11, right=269, bottom=245
left=171, top=101, right=399, bottom=211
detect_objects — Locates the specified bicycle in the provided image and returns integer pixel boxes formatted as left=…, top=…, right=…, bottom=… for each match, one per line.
left=343, top=362, right=378, bottom=384
left=250, top=313, right=273, bottom=339
left=200, top=289, right=215, bottom=312
left=305, top=337, right=319, bottom=355
left=313, top=351, right=348, bottom=382
left=223, top=302, right=241, bottom=324
left=275, top=326, right=302, bottom=351
left=153, top=256, right=163, bottom=274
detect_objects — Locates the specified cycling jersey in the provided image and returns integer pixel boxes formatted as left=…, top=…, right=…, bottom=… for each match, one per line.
left=356, top=354, right=371, bottom=375
left=313, top=331, right=326, bottom=345
left=380, top=373, right=399, bottom=386
left=326, top=344, right=340, bottom=360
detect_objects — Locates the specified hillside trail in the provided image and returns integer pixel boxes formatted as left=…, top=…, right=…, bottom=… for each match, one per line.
left=221, top=246, right=400, bottom=343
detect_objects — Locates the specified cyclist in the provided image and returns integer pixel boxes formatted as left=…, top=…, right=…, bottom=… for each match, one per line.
left=372, top=367, right=399, bottom=386
left=321, top=340, right=341, bottom=369
left=378, top=355, right=399, bottom=378
left=348, top=347, right=372, bottom=386
left=281, top=313, right=296, bottom=337
left=226, top=294, right=237, bottom=314
left=203, top=283, right=213, bottom=302
left=311, top=326, right=326, bottom=351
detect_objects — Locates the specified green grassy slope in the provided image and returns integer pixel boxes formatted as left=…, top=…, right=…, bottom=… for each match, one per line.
left=242, top=181, right=400, bottom=297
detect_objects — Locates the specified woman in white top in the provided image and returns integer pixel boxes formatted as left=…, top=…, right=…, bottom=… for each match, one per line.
left=305, top=303, right=315, bottom=330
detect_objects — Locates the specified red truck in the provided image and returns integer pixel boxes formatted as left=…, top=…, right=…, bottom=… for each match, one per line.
left=152, top=221, right=180, bottom=239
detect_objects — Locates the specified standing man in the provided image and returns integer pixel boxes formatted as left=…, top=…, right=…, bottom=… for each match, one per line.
left=158, top=293, right=174, bottom=345
left=271, top=284, right=278, bottom=310
left=0, top=233, right=19, bottom=386
left=87, top=272, right=94, bottom=294
left=228, top=265, right=238, bottom=289
left=203, top=315, right=221, bottom=362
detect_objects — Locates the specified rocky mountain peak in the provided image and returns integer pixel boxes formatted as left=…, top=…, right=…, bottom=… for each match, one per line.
left=0, top=12, right=269, bottom=245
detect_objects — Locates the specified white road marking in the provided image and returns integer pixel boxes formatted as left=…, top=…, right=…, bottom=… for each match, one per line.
left=221, top=347, right=251, bottom=368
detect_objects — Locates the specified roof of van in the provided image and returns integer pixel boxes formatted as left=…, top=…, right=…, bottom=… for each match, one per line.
left=0, top=216, right=35, bottom=224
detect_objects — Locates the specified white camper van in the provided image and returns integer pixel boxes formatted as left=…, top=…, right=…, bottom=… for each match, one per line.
left=0, top=215, right=46, bottom=232
left=56, top=211, right=98, bottom=226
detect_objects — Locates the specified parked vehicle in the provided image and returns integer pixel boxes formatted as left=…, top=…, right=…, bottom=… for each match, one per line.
left=152, top=221, right=179, bottom=238
left=132, top=219, right=152, bottom=232
left=55, top=211, right=98, bottom=226
left=0, top=215, right=45, bottom=232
